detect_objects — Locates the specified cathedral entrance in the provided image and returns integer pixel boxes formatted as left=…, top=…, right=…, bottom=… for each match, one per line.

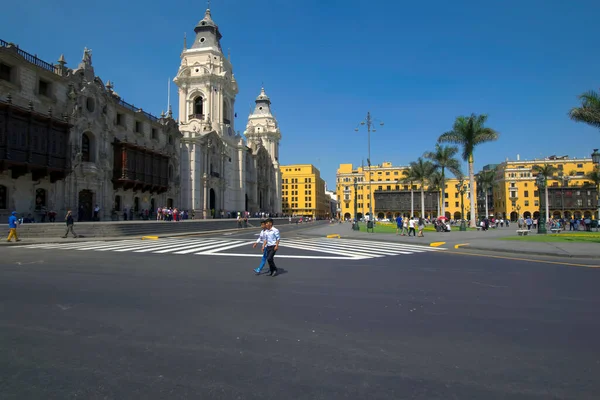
left=209, top=188, right=216, bottom=216
left=78, top=190, right=93, bottom=221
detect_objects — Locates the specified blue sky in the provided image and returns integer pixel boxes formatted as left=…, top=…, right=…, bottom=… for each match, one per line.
left=2, top=0, right=599, bottom=187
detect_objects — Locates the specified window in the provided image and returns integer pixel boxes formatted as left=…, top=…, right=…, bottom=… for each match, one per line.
left=534, top=200, right=539, bottom=206
left=378, top=186, right=382, bottom=190
left=0, top=185, right=7, bottom=209
left=445, top=202, right=449, bottom=207
left=39, top=80, right=50, bottom=96
left=386, top=185, right=391, bottom=190
left=534, top=191, right=539, bottom=197
left=194, top=96, right=203, bottom=115
left=524, top=201, right=529, bottom=206
left=0, top=63, right=12, bottom=82
left=577, top=163, right=583, bottom=168
left=86, top=97, right=95, bottom=112
left=524, top=191, right=529, bottom=198
left=116, top=113, right=124, bottom=126
left=135, top=121, right=142, bottom=133
left=445, top=193, right=448, bottom=198
left=151, top=128, right=158, bottom=140
left=455, top=202, right=459, bottom=207
left=168, top=165, right=174, bottom=179
left=35, top=188, right=46, bottom=210
left=168, top=135, right=174, bottom=145
left=81, top=133, right=91, bottom=162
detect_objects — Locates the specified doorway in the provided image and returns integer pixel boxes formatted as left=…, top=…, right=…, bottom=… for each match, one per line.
left=245, top=193, right=248, bottom=212
left=78, top=190, right=93, bottom=221
left=209, top=188, right=216, bottom=215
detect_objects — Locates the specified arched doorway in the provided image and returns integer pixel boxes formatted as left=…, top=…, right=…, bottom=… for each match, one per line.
left=357, top=212, right=363, bottom=220
left=150, top=198, right=155, bottom=215
left=564, top=211, right=572, bottom=220
left=114, top=195, right=121, bottom=211
left=167, top=198, right=173, bottom=208
left=78, top=190, right=93, bottom=221
left=377, top=212, right=385, bottom=219
left=573, top=211, right=582, bottom=219
left=259, top=191, right=263, bottom=210
left=386, top=212, right=393, bottom=220
left=344, top=212, right=351, bottom=220
left=445, top=211, right=451, bottom=219
left=552, top=211, right=561, bottom=219
left=209, top=188, right=216, bottom=213
left=523, top=211, right=532, bottom=219
left=533, top=211, right=540, bottom=219
left=453, top=212, right=461, bottom=220
left=245, top=194, right=249, bottom=212
left=510, top=211, right=518, bottom=221
left=583, top=211, right=592, bottom=218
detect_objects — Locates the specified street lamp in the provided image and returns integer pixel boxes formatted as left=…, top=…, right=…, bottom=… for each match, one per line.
left=536, top=173, right=547, bottom=234
left=592, top=149, right=600, bottom=223
left=455, top=178, right=468, bottom=231
left=355, top=112, right=384, bottom=226
left=353, top=177, right=359, bottom=230
left=516, top=204, right=521, bottom=222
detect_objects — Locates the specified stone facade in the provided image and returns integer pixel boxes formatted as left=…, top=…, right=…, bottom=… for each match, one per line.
left=175, top=8, right=281, bottom=218
left=0, top=41, right=180, bottom=221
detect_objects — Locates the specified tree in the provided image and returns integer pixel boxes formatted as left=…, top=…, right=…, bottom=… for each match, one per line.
left=400, top=168, right=415, bottom=218
left=476, top=169, right=496, bottom=219
left=407, top=158, right=436, bottom=219
left=532, top=164, right=558, bottom=221
left=569, top=89, right=600, bottom=129
left=428, top=170, right=443, bottom=217
left=438, top=114, right=500, bottom=228
left=424, top=144, right=462, bottom=218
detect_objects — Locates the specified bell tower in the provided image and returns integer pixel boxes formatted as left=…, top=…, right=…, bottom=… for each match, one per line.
left=174, top=6, right=238, bottom=137
left=244, top=87, right=281, bottom=164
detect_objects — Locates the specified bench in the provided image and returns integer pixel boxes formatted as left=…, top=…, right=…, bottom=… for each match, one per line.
left=516, top=229, right=530, bottom=236
left=550, top=228, right=561, bottom=234
left=476, top=226, right=482, bottom=231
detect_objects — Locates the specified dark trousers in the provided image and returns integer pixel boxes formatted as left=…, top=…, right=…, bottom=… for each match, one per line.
left=266, top=245, right=278, bottom=273
left=408, top=227, right=416, bottom=236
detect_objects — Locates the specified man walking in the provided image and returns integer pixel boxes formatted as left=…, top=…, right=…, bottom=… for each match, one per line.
left=7, top=211, right=21, bottom=242
left=62, top=210, right=78, bottom=238
left=252, top=220, right=268, bottom=274
left=395, top=214, right=403, bottom=235
left=262, top=218, right=280, bottom=277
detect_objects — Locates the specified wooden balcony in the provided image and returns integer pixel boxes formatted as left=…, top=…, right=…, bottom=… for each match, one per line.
left=112, top=139, right=169, bottom=194
left=0, top=99, right=70, bottom=182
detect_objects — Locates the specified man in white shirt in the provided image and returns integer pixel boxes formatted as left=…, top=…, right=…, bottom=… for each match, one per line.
left=252, top=220, right=268, bottom=274
left=408, top=218, right=416, bottom=237
left=262, top=218, right=280, bottom=277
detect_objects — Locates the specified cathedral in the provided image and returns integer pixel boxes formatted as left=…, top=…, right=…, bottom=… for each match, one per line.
left=0, top=6, right=281, bottom=221
left=175, top=8, right=282, bottom=218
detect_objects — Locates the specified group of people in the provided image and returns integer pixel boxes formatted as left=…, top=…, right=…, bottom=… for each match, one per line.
left=395, top=216, right=426, bottom=237
left=7, top=209, right=78, bottom=242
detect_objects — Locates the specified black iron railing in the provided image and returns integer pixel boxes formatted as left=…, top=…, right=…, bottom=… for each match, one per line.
left=117, top=98, right=159, bottom=122
left=0, top=39, right=59, bottom=74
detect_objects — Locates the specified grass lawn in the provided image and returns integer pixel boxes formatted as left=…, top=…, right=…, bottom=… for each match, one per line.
left=501, top=232, right=600, bottom=243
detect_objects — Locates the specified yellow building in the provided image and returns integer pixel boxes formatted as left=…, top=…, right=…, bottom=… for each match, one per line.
left=281, top=164, right=329, bottom=218
left=336, top=162, right=473, bottom=220
left=493, top=156, right=597, bottom=220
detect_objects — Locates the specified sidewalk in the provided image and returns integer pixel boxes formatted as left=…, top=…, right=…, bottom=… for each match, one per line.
left=300, top=222, right=600, bottom=259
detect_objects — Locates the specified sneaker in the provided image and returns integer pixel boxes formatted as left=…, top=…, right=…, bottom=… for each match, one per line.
left=16, top=239, right=21, bottom=242
left=254, top=268, right=261, bottom=274
left=271, top=270, right=277, bottom=277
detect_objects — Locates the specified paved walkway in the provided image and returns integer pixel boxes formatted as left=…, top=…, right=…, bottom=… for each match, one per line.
left=301, top=222, right=600, bottom=259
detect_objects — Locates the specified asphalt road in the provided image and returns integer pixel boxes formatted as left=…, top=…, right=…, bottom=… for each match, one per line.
left=1, top=229, right=599, bottom=399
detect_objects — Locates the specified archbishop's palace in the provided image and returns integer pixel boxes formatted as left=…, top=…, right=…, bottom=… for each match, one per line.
left=0, top=7, right=282, bottom=221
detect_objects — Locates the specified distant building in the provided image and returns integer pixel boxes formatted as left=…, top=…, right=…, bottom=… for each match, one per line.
left=493, top=156, right=597, bottom=220
left=281, top=164, right=328, bottom=218
left=325, top=188, right=338, bottom=219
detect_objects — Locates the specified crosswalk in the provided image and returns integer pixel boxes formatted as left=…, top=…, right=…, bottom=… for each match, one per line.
left=13, top=237, right=446, bottom=260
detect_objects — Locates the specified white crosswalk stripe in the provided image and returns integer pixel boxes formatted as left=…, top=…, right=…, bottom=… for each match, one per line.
left=12, top=237, right=445, bottom=260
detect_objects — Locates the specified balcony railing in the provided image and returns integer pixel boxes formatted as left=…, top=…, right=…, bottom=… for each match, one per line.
left=1, top=39, right=59, bottom=75
left=190, top=114, right=205, bottom=121
left=117, top=98, right=159, bottom=122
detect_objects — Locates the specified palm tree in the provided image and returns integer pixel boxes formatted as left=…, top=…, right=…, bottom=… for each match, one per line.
left=428, top=170, right=443, bottom=217
left=400, top=168, right=415, bottom=218
left=407, top=158, right=436, bottom=219
left=532, top=164, right=558, bottom=221
left=423, top=144, right=462, bottom=218
left=569, top=89, right=600, bottom=129
left=476, top=169, right=496, bottom=219
left=438, top=114, right=500, bottom=227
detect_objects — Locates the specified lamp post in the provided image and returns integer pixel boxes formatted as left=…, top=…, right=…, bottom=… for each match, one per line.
left=353, top=177, right=359, bottom=230
left=455, top=178, right=467, bottom=231
left=592, top=149, right=600, bottom=223
left=516, top=204, right=521, bottom=222
left=355, top=112, right=384, bottom=225
left=536, top=173, right=547, bottom=234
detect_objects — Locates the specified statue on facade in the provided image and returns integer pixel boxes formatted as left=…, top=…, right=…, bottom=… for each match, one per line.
left=82, top=47, right=92, bottom=65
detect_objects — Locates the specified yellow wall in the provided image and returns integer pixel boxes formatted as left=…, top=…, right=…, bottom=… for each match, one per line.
left=335, top=162, right=473, bottom=220
left=281, top=164, right=328, bottom=218
left=493, top=157, right=596, bottom=219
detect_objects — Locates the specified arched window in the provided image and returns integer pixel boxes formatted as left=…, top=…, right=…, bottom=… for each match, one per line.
left=0, top=185, right=7, bottom=209
left=194, top=96, right=203, bottom=116
left=223, top=100, right=229, bottom=124
left=82, top=133, right=91, bottom=162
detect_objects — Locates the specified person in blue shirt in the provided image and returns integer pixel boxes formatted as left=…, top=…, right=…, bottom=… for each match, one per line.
left=7, top=211, right=21, bottom=242
left=395, top=215, right=403, bottom=235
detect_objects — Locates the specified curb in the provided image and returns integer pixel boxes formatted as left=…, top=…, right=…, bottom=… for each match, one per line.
left=454, top=245, right=600, bottom=259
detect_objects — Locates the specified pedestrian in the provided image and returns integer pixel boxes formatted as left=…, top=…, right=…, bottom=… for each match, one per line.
left=262, top=218, right=280, bottom=277
left=408, top=217, right=416, bottom=237
left=62, top=210, right=78, bottom=238
left=395, top=214, right=403, bottom=235
left=7, top=211, right=21, bottom=242
left=417, top=217, right=425, bottom=237
left=252, top=220, right=268, bottom=274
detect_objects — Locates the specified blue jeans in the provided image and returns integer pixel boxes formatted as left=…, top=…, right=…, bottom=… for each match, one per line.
left=256, top=248, right=267, bottom=272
